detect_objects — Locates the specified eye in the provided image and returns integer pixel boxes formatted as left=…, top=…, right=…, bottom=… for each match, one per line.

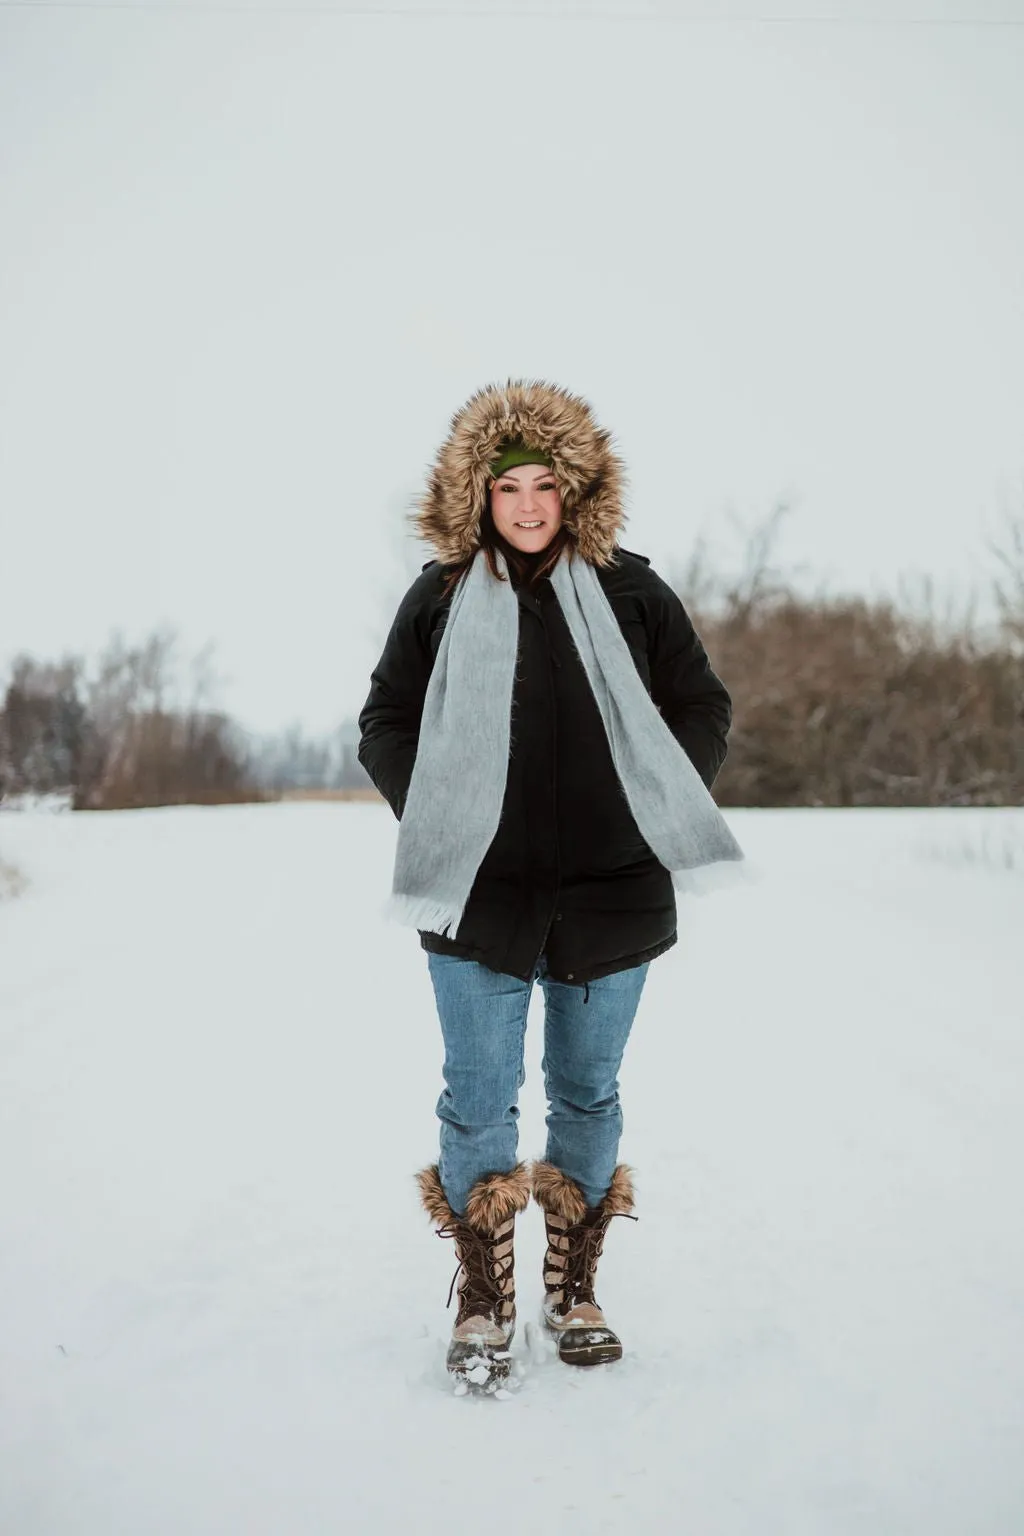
left=538, top=481, right=556, bottom=491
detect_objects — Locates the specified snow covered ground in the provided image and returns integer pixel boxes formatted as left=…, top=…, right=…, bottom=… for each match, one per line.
left=1, top=803, right=1022, bottom=1536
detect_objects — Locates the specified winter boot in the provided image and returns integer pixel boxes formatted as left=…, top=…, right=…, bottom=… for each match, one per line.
left=417, top=1162, right=531, bottom=1392
left=531, top=1161, right=636, bottom=1367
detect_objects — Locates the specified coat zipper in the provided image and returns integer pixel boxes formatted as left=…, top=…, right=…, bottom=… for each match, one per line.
left=530, top=585, right=588, bottom=1002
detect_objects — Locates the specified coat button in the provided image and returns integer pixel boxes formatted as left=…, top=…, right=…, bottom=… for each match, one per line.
left=566, top=972, right=574, bottom=980
left=556, top=912, right=563, bottom=921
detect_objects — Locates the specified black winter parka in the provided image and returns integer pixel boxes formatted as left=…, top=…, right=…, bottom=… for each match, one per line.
left=357, top=545, right=732, bottom=991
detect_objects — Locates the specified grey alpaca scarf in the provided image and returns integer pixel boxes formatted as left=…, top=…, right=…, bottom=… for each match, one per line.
left=385, top=545, right=744, bottom=939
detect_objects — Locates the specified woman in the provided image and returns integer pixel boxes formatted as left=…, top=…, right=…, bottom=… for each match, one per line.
left=358, top=380, right=739, bottom=1390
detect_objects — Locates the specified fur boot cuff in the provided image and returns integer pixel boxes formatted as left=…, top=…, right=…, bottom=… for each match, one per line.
left=416, top=1162, right=532, bottom=1234
left=530, top=1161, right=635, bottom=1225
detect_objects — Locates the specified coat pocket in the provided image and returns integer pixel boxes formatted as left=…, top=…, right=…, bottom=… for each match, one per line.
left=428, top=608, right=450, bottom=660
left=617, top=619, right=652, bottom=692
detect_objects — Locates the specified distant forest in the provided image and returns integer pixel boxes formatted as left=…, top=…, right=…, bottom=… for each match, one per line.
left=0, top=629, right=368, bottom=812
left=673, top=505, right=1023, bottom=808
left=2, top=512, right=1022, bottom=811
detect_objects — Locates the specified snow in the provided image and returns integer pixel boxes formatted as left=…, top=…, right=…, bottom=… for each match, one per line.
left=1, top=802, right=1022, bottom=1535
left=0, top=793, right=73, bottom=815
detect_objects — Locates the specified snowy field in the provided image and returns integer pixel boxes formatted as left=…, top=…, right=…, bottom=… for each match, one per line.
left=1, top=802, right=1022, bottom=1536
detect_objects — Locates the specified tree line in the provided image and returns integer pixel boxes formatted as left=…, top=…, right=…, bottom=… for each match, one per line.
left=684, top=506, right=1024, bottom=807
left=2, top=514, right=1022, bottom=811
left=0, top=630, right=367, bottom=811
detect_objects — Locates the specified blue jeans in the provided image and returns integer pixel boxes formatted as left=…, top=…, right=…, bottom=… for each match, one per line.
left=426, top=951, right=650, bottom=1216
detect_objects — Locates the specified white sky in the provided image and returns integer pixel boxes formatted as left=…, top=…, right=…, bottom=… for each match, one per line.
left=2, top=1, right=1023, bottom=733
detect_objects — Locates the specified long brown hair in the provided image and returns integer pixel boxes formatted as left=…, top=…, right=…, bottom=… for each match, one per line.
left=439, top=502, right=574, bottom=602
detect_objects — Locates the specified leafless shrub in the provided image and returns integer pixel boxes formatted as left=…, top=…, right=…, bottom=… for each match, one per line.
left=1, top=629, right=263, bottom=812
left=0, top=655, right=85, bottom=800
left=916, top=824, right=1024, bottom=875
left=74, top=629, right=261, bottom=810
left=989, top=492, right=1024, bottom=650
left=0, top=856, right=27, bottom=900
left=246, top=719, right=373, bottom=796
left=677, top=506, right=1024, bottom=808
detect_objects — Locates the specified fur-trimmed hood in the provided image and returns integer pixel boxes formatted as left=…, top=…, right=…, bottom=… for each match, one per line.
left=413, top=379, right=628, bottom=568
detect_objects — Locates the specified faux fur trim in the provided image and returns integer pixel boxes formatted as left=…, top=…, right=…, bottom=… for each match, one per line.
left=416, top=1161, right=532, bottom=1233
left=464, top=1162, right=532, bottom=1233
left=531, top=1161, right=636, bottom=1222
left=599, top=1163, right=637, bottom=1219
left=530, top=1161, right=588, bottom=1224
left=416, top=1164, right=455, bottom=1227
left=413, top=378, right=628, bottom=569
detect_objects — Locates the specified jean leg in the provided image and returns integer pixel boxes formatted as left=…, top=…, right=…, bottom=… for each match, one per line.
left=539, top=962, right=650, bottom=1209
left=426, top=953, right=534, bottom=1217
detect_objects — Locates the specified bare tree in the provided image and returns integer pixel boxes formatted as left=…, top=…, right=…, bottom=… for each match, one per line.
left=677, top=506, right=1024, bottom=808
left=0, top=655, right=86, bottom=798
left=75, top=628, right=257, bottom=810
left=990, top=494, right=1024, bottom=648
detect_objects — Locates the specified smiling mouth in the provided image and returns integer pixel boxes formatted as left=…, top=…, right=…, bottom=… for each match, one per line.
left=515, top=521, right=544, bottom=529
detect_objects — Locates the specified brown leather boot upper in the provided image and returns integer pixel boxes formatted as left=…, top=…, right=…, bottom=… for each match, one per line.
left=417, top=1163, right=531, bottom=1344
left=531, top=1162, right=636, bottom=1329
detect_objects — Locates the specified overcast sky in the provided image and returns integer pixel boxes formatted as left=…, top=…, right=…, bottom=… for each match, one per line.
left=2, top=1, right=1023, bottom=733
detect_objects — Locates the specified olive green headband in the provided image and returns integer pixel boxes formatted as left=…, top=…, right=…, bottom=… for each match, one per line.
left=488, top=439, right=554, bottom=481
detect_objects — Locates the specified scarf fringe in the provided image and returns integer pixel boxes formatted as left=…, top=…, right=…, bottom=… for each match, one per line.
left=383, top=890, right=466, bottom=938
left=671, top=855, right=759, bottom=898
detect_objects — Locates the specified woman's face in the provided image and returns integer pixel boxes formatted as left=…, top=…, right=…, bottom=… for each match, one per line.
left=488, top=462, right=563, bottom=553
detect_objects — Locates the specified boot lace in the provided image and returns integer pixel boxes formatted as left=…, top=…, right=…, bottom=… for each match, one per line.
left=437, top=1221, right=512, bottom=1325
left=556, top=1211, right=637, bottom=1310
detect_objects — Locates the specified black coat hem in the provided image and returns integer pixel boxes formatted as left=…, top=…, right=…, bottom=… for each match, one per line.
left=418, top=927, right=678, bottom=987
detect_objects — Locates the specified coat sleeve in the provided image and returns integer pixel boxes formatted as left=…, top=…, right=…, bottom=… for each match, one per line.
left=357, top=569, right=439, bottom=820
left=647, top=579, right=732, bottom=791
